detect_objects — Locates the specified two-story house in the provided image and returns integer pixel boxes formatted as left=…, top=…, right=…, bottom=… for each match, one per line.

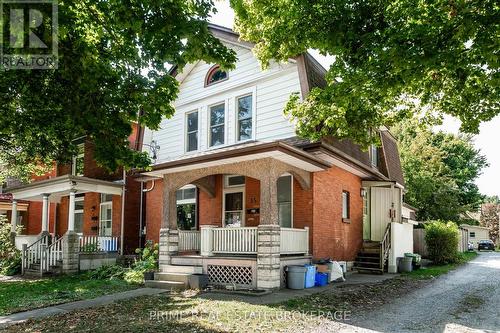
left=139, top=24, right=414, bottom=290
left=4, top=124, right=144, bottom=275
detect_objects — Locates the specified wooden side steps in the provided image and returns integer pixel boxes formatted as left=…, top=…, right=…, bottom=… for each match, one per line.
left=353, top=241, right=384, bottom=274
left=24, top=260, right=63, bottom=277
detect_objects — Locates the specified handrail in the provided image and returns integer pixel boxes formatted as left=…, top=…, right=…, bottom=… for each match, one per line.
left=380, top=223, right=392, bottom=270
left=21, top=234, right=50, bottom=275
left=43, top=236, right=63, bottom=272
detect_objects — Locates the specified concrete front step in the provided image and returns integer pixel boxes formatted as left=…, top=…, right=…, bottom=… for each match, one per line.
left=160, top=264, right=203, bottom=274
left=154, top=272, right=191, bottom=283
left=144, top=280, right=187, bottom=290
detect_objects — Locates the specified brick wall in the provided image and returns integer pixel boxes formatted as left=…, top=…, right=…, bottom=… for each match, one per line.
left=293, top=177, right=314, bottom=252
left=198, top=175, right=223, bottom=227
left=245, top=177, right=260, bottom=227
left=122, top=176, right=141, bottom=253
left=145, top=179, right=163, bottom=244
left=311, top=166, right=363, bottom=261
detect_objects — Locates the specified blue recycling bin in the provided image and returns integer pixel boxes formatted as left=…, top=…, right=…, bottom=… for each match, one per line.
left=304, top=265, right=316, bottom=288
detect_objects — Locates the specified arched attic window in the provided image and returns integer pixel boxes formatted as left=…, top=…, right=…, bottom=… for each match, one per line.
left=205, top=65, right=228, bottom=87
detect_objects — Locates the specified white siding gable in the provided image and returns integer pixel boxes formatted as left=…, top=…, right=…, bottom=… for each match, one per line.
left=145, top=42, right=302, bottom=164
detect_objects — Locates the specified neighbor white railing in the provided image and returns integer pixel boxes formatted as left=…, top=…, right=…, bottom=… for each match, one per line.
left=280, top=227, right=309, bottom=254
left=42, top=236, right=63, bottom=273
left=79, top=236, right=119, bottom=252
left=212, top=227, right=258, bottom=254
left=21, top=234, right=50, bottom=275
left=178, top=230, right=201, bottom=252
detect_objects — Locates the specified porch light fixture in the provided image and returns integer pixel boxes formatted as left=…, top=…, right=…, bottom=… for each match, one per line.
left=143, top=140, right=160, bottom=161
left=360, top=188, right=367, bottom=197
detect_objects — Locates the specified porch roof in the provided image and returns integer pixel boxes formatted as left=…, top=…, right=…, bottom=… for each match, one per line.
left=5, top=175, right=123, bottom=202
left=141, top=140, right=331, bottom=178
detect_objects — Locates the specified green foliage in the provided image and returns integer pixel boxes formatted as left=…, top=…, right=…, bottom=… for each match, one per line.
left=480, top=203, right=499, bottom=244
left=85, top=264, right=127, bottom=280
left=392, top=119, right=487, bottom=221
left=0, top=216, right=22, bottom=276
left=425, top=221, right=460, bottom=265
left=0, top=0, right=237, bottom=177
left=231, top=0, right=499, bottom=146
left=133, top=241, right=159, bottom=272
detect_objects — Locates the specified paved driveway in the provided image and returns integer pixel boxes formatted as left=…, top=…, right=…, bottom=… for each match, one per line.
left=350, top=251, right=500, bottom=333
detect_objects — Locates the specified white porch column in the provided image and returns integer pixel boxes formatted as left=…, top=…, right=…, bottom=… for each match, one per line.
left=10, top=200, right=18, bottom=234
left=41, top=194, right=50, bottom=233
left=67, top=191, right=76, bottom=233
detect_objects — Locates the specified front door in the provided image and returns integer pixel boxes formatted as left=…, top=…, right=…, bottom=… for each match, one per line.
left=224, top=191, right=244, bottom=227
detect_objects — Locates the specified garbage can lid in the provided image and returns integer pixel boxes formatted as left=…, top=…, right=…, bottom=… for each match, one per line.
left=287, top=265, right=307, bottom=273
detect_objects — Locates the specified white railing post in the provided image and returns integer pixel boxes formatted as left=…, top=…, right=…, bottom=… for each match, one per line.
left=200, top=226, right=216, bottom=257
left=41, top=194, right=50, bottom=233
left=68, top=191, right=76, bottom=232
left=304, top=227, right=310, bottom=254
left=11, top=200, right=18, bottom=234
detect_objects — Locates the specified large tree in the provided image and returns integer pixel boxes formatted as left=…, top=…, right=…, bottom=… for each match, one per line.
left=392, top=120, right=488, bottom=221
left=231, top=0, right=500, bottom=146
left=0, top=0, right=236, bottom=177
left=480, top=203, right=499, bottom=245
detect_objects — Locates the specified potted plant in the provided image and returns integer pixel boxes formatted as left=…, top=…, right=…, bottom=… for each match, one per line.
left=134, top=241, right=159, bottom=281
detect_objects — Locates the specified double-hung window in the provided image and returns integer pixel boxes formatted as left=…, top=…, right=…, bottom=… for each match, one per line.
left=277, top=175, right=293, bottom=228
left=370, top=144, right=379, bottom=168
left=209, top=103, right=225, bottom=147
left=74, top=196, right=84, bottom=234
left=236, top=95, right=253, bottom=141
left=186, top=111, right=198, bottom=152
left=72, top=143, right=85, bottom=176
left=342, top=191, right=350, bottom=221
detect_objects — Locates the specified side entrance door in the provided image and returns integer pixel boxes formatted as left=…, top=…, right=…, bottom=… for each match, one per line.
left=370, top=187, right=394, bottom=241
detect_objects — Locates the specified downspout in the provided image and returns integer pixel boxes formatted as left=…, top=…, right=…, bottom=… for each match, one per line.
left=120, top=169, right=126, bottom=255
left=138, top=181, right=144, bottom=248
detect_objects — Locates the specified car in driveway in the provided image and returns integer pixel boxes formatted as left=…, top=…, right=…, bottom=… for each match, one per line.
left=477, top=239, right=495, bottom=251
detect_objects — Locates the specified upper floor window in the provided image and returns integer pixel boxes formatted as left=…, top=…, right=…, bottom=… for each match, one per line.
left=470, top=232, right=476, bottom=238
left=370, top=144, right=379, bottom=168
left=237, top=94, right=253, bottom=141
left=209, top=103, right=225, bottom=147
left=186, top=111, right=198, bottom=152
left=72, top=143, right=85, bottom=176
left=342, top=191, right=350, bottom=221
left=205, top=65, right=228, bottom=86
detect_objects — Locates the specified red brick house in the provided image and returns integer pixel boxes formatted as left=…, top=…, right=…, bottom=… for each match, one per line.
left=3, top=124, right=144, bottom=273
left=137, top=25, right=413, bottom=290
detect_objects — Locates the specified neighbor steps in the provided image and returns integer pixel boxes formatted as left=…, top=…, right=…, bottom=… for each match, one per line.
left=23, top=260, right=62, bottom=277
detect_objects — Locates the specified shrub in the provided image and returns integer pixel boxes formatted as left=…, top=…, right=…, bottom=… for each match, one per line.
left=133, top=241, right=159, bottom=272
left=86, top=264, right=127, bottom=280
left=425, top=220, right=460, bottom=265
left=0, top=217, right=22, bottom=276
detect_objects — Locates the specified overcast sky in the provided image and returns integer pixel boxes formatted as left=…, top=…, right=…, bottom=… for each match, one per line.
left=210, top=1, right=499, bottom=197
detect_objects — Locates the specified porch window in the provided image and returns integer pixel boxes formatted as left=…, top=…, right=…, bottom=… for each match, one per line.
left=236, top=95, right=253, bottom=141
left=186, top=111, right=199, bottom=152
left=74, top=195, right=84, bottom=233
left=224, top=175, right=245, bottom=188
left=209, top=103, right=225, bottom=147
left=176, top=185, right=197, bottom=231
left=72, top=143, right=85, bottom=176
left=370, top=144, right=379, bottom=168
left=277, top=175, right=292, bottom=228
left=342, top=191, right=350, bottom=221
left=99, top=194, right=113, bottom=236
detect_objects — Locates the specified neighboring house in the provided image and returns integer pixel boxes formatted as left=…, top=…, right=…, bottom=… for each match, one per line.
left=3, top=125, right=144, bottom=275
left=138, top=24, right=412, bottom=290
left=460, top=224, right=490, bottom=249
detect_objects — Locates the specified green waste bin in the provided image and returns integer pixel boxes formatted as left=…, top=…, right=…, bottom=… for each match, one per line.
left=286, top=265, right=307, bottom=290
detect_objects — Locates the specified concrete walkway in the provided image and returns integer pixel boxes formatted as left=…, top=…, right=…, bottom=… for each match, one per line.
left=0, top=288, right=167, bottom=328
left=200, top=271, right=399, bottom=304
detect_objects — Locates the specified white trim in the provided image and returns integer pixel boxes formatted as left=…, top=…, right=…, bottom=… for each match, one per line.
left=222, top=181, right=246, bottom=227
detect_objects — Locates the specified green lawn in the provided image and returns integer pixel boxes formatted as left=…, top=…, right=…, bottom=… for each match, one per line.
left=0, top=274, right=139, bottom=315
left=403, top=251, right=478, bottom=279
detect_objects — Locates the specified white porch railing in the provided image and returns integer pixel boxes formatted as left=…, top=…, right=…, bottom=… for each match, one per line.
left=79, top=236, right=119, bottom=252
left=280, top=227, right=309, bottom=254
left=43, top=236, right=63, bottom=272
left=178, top=230, right=201, bottom=252
left=213, top=227, right=258, bottom=254
left=21, top=234, right=50, bottom=274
